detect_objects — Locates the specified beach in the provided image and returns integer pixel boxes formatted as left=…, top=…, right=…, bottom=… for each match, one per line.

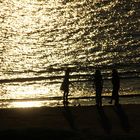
left=0, top=1, right=139, bottom=139
left=0, top=104, right=140, bottom=139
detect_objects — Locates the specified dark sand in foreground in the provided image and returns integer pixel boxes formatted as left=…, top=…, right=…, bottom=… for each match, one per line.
left=0, top=104, right=140, bottom=139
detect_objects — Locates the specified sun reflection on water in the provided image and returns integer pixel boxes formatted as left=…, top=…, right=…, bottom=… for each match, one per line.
left=0, top=0, right=139, bottom=108
left=8, top=100, right=63, bottom=108
left=11, top=101, right=42, bottom=108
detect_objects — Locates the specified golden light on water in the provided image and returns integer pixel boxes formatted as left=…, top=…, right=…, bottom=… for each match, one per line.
left=9, top=100, right=62, bottom=108
left=0, top=82, right=54, bottom=99
left=0, top=0, right=139, bottom=108
left=11, top=101, right=42, bottom=108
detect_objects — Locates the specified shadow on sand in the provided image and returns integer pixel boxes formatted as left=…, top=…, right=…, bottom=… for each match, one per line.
left=0, top=128, right=78, bottom=140
left=96, top=106, right=112, bottom=134
left=62, top=101, right=77, bottom=130
left=113, top=104, right=131, bottom=132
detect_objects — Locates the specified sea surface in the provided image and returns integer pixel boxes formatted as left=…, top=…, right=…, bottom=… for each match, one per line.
left=0, top=0, right=140, bottom=108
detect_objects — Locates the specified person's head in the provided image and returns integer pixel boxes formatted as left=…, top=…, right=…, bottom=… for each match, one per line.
left=112, top=69, right=118, bottom=76
left=65, top=68, right=70, bottom=75
left=95, top=69, right=101, bottom=76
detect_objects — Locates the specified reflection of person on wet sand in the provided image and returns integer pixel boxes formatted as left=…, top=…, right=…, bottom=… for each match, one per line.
left=109, top=69, right=120, bottom=106
left=94, top=69, right=103, bottom=107
left=60, top=69, right=70, bottom=103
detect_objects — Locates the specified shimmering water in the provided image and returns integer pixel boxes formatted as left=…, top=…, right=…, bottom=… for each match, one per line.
left=0, top=0, right=140, bottom=108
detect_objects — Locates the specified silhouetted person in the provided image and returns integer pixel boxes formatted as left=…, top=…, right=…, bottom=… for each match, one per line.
left=109, top=69, right=120, bottom=105
left=60, top=68, right=70, bottom=103
left=94, top=69, right=103, bottom=107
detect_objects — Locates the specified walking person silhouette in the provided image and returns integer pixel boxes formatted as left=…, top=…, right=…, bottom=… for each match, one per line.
left=60, top=68, right=70, bottom=104
left=94, top=69, right=103, bottom=107
left=109, top=69, right=120, bottom=106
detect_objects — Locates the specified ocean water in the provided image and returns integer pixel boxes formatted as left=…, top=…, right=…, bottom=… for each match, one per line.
left=0, top=0, right=140, bottom=108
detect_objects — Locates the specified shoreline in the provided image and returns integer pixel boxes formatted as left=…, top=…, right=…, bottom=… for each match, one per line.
left=0, top=95, right=140, bottom=109
left=0, top=94, right=140, bottom=101
left=0, top=104, right=140, bottom=139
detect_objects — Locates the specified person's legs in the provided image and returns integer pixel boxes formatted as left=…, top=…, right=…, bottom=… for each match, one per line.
left=95, top=96, right=98, bottom=105
left=115, top=95, right=119, bottom=106
left=99, top=96, right=102, bottom=107
left=96, top=89, right=100, bottom=106
left=63, top=92, right=66, bottom=101
left=98, top=90, right=102, bottom=107
left=65, top=92, right=69, bottom=102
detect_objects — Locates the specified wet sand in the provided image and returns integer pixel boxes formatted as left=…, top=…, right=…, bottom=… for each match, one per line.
left=0, top=104, right=140, bottom=139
